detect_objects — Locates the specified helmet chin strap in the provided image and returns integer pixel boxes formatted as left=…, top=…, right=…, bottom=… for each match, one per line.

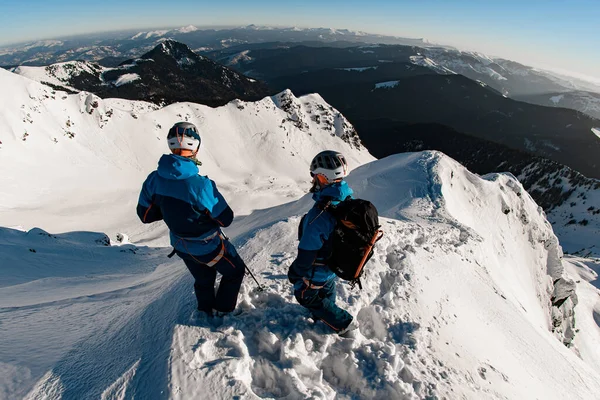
left=171, top=147, right=202, bottom=165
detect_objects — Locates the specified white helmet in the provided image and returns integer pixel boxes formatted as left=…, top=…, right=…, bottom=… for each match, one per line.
left=167, top=122, right=201, bottom=154
left=310, top=150, right=348, bottom=184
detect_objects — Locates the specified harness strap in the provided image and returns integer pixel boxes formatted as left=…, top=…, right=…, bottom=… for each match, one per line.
left=302, top=277, right=324, bottom=290
left=171, top=231, right=226, bottom=267
left=353, top=230, right=384, bottom=280
left=197, top=230, right=220, bottom=242
left=205, top=237, right=226, bottom=267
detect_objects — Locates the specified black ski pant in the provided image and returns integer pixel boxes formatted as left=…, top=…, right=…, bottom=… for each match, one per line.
left=177, top=240, right=245, bottom=313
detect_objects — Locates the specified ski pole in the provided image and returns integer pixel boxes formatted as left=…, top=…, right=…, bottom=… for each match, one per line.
left=220, top=230, right=264, bottom=292
left=245, top=265, right=265, bottom=292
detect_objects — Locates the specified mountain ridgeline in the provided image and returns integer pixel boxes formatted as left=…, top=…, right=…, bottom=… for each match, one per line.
left=222, top=45, right=600, bottom=180
left=13, top=40, right=270, bottom=107
left=6, top=39, right=600, bottom=251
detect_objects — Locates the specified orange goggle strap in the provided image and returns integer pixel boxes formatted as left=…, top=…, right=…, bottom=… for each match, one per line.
left=313, top=173, right=329, bottom=186
left=312, top=173, right=343, bottom=186
left=172, top=148, right=197, bottom=157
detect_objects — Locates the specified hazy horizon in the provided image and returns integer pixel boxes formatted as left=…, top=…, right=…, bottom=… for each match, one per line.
left=1, top=0, right=599, bottom=82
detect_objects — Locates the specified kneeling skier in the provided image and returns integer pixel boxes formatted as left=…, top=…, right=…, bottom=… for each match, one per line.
left=288, top=150, right=359, bottom=336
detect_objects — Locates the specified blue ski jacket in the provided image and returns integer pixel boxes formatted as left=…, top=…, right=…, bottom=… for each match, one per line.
left=289, top=180, right=354, bottom=286
left=136, top=154, right=233, bottom=255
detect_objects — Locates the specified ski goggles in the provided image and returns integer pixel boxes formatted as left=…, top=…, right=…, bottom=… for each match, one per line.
left=310, top=173, right=332, bottom=186
left=167, top=125, right=201, bottom=141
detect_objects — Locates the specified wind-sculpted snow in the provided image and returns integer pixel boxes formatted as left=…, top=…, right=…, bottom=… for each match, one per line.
left=3, top=150, right=600, bottom=399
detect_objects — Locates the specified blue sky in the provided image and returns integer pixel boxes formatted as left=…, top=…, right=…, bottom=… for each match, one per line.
left=1, top=0, right=599, bottom=80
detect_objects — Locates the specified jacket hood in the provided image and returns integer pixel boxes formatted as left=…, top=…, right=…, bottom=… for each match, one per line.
left=312, top=180, right=353, bottom=204
left=157, top=154, right=199, bottom=180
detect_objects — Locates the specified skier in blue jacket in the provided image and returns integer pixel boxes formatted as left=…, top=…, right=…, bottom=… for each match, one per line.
left=288, top=150, right=357, bottom=336
left=137, top=122, right=246, bottom=316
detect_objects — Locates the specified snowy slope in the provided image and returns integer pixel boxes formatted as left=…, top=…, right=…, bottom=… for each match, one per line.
left=0, top=68, right=370, bottom=238
left=516, top=161, right=600, bottom=256
left=12, top=61, right=106, bottom=92
left=515, top=91, right=600, bottom=120
left=2, top=68, right=600, bottom=399
left=563, top=256, right=600, bottom=373
left=2, top=150, right=600, bottom=399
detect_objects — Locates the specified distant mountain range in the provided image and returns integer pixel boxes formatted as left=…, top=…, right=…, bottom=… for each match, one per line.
left=3, top=25, right=599, bottom=116
left=5, top=36, right=599, bottom=247
left=515, top=91, right=600, bottom=120
left=10, top=38, right=600, bottom=177
left=0, top=25, right=430, bottom=67
left=209, top=44, right=600, bottom=179
left=11, top=40, right=269, bottom=107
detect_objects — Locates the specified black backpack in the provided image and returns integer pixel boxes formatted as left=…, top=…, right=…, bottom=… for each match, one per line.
left=300, top=198, right=383, bottom=289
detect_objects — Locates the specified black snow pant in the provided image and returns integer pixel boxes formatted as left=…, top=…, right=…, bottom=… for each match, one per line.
left=177, top=240, right=246, bottom=313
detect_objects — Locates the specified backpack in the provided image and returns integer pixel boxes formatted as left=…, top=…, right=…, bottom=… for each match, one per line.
left=299, top=198, right=383, bottom=289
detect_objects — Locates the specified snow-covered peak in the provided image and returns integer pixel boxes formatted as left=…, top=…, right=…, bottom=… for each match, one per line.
left=413, top=48, right=510, bottom=86
left=409, top=55, right=457, bottom=75
left=145, top=39, right=203, bottom=65
left=271, top=89, right=362, bottom=149
left=130, top=29, right=169, bottom=40
left=350, top=151, right=578, bottom=341
left=175, top=25, right=198, bottom=34
left=12, top=61, right=105, bottom=91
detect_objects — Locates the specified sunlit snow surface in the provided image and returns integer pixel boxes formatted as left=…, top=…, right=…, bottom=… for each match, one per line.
left=336, top=67, right=378, bottom=72
left=374, top=80, right=399, bottom=89
left=113, top=73, right=141, bottom=87
left=1, top=68, right=600, bottom=399
left=550, top=94, right=565, bottom=105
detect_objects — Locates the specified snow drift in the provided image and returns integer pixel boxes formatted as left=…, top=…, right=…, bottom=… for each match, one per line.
left=3, top=151, right=600, bottom=399
left=1, top=68, right=600, bottom=399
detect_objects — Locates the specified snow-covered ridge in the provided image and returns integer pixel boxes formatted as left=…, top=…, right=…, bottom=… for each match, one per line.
left=131, top=29, right=170, bottom=40
left=516, top=160, right=600, bottom=256
left=11, top=59, right=143, bottom=92
left=350, top=152, right=578, bottom=345
left=0, top=68, right=370, bottom=233
left=2, top=149, right=600, bottom=398
left=174, top=25, right=198, bottom=34
left=541, top=91, right=600, bottom=120
left=270, top=89, right=362, bottom=149
left=409, top=55, right=457, bottom=75
left=9, top=40, right=269, bottom=107
left=12, top=61, right=105, bottom=91
left=411, top=49, right=508, bottom=82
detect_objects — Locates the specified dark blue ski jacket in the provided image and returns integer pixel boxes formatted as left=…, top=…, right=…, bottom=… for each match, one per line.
left=288, top=180, right=354, bottom=287
left=136, top=154, right=233, bottom=255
